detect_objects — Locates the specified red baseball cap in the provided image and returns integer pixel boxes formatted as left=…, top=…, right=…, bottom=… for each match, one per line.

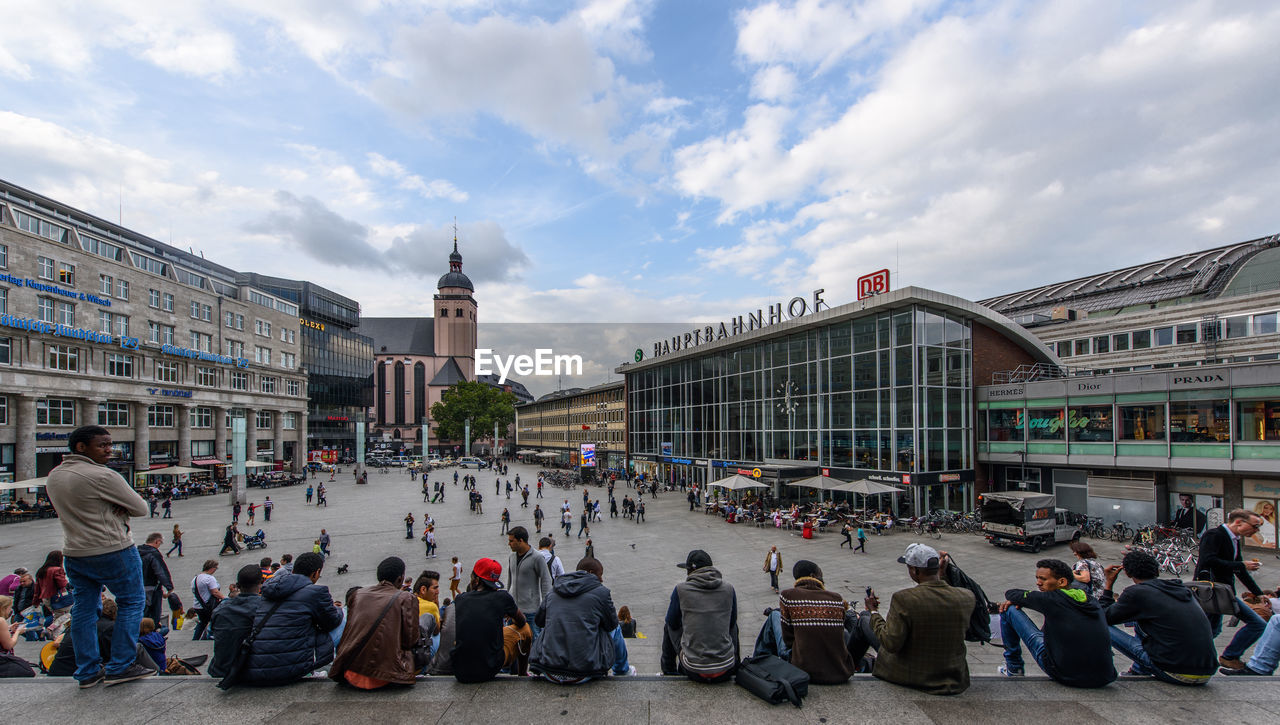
left=473, top=557, right=503, bottom=587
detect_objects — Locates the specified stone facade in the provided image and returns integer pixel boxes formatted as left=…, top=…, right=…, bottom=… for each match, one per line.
left=0, top=181, right=309, bottom=488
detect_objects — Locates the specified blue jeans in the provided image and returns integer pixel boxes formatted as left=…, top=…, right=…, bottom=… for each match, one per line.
left=1108, top=626, right=1205, bottom=686
left=523, top=611, right=542, bottom=644
left=1207, top=597, right=1267, bottom=659
left=751, top=609, right=792, bottom=661
left=1246, top=614, right=1280, bottom=674
left=609, top=625, right=631, bottom=675
left=330, top=607, right=347, bottom=648
left=63, top=546, right=145, bottom=681
left=1000, top=607, right=1049, bottom=674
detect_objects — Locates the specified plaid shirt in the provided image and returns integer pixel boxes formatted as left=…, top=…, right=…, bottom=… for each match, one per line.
left=868, top=580, right=974, bottom=695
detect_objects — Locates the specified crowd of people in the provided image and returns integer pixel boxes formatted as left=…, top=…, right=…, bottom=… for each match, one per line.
left=4, top=424, right=1280, bottom=697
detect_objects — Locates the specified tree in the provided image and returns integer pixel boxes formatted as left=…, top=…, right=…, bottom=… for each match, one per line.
left=430, top=380, right=517, bottom=446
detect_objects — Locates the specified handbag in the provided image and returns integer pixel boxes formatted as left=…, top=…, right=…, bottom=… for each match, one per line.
left=0, top=652, right=36, bottom=678
left=1185, top=580, right=1237, bottom=616
left=735, top=654, right=809, bottom=708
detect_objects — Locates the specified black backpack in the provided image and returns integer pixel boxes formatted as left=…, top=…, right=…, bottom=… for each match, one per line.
left=943, top=555, right=992, bottom=643
left=735, top=654, right=809, bottom=708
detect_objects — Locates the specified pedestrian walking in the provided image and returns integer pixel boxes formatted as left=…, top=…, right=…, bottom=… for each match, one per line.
left=855, top=527, right=867, bottom=553
left=148, top=495, right=158, bottom=518
left=534, top=504, right=544, bottom=533
left=247, top=501, right=257, bottom=526
left=424, top=526, right=437, bottom=558
left=306, top=484, right=313, bottom=503
left=584, top=538, right=594, bottom=560
left=577, top=511, right=590, bottom=539
left=161, top=496, right=172, bottom=519
left=561, top=510, right=573, bottom=536
left=319, top=529, right=331, bottom=557
left=167, top=524, right=183, bottom=557
left=405, top=512, right=415, bottom=539
left=264, top=496, right=273, bottom=521
left=764, top=545, right=782, bottom=593
left=232, top=501, right=241, bottom=523
left=501, top=508, right=511, bottom=535
left=635, top=500, right=645, bottom=523
left=423, top=481, right=430, bottom=502
left=521, top=487, right=530, bottom=508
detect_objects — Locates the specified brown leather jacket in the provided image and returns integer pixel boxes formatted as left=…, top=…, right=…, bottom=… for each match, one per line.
left=329, top=583, right=420, bottom=685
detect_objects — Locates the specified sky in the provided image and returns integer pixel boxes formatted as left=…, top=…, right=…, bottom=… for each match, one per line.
left=2, top=0, right=1278, bottom=396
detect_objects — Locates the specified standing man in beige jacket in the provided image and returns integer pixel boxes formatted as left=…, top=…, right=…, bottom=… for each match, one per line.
left=45, top=425, right=152, bottom=688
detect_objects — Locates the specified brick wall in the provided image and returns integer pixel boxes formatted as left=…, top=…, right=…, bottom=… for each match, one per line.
left=971, top=322, right=1041, bottom=494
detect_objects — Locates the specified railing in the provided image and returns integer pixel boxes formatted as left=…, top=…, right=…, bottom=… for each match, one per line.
left=991, top=363, right=1071, bottom=384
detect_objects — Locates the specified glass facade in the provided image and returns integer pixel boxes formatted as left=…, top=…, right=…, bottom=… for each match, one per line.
left=627, top=306, right=973, bottom=477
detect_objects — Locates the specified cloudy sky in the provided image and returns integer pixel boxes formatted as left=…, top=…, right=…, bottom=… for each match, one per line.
left=2, top=1, right=1277, bottom=344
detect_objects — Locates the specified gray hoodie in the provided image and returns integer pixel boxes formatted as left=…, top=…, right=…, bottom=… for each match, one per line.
left=507, top=547, right=553, bottom=613
left=660, top=566, right=739, bottom=676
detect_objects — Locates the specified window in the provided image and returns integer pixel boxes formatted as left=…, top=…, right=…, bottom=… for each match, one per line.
left=38, top=256, right=54, bottom=280
left=0, top=287, right=5, bottom=314
left=115, top=279, right=128, bottom=300
left=57, top=262, right=74, bottom=285
left=17, top=212, right=68, bottom=243
left=36, top=399, right=75, bottom=426
left=1111, top=333, right=1129, bottom=351
left=0, top=396, right=6, bottom=424
left=279, top=351, right=295, bottom=369
left=1027, top=407, right=1065, bottom=441
left=1132, top=329, right=1152, bottom=349
left=100, top=274, right=114, bottom=295
left=1074, top=339, right=1089, bottom=356
left=260, top=376, right=277, bottom=394
left=230, top=371, right=248, bottom=391
left=256, top=320, right=272, bottom=337
left=1068, top=404, right=1113, bottom=442
left=97, top=402, right=130, bottom=427
left=987, top=409, right=1024, bottom=442
left=1119, top=403, right=1166, bottom=440
left=283, top=412, right=297, bottom=430
left=201, top=304, right=211, bottom=322
left=114, top=315, right=128, bottom=338
left=190, top=332, right=212, bottom=353
left=79, top=234, right=124, bottom=262
left=46, top=344, right=78, bottom=371
left=163, top=293, right=174, bottom=312
left=149, top=289, right=161, bottom=308
left=235, top=313, right=244, bottom=330
left=256, top=410, right=273, bottom=429
left=1226, top=315, right=1250, bottom=339
left=57, top=301, right=74, bottom=326
left=190, top=407, right=212, bottom=429
left=149, top=321, right=161, bottom=344
left=280, top=328, right=295, bottom=344
left=1170, top=400, right=1230, bottom=443
left=105, top=353, right=133, bottom=378
left=1153, top=326, right=1174, bottom=346
left=0, top=243, right=6, bottom=268
left=225, top=311, right=234, bottom=328
left=0, top=337, right=9, bottom=365
left=131, top=252, right=167, bottom=276
left=1093, top=335, right=1110, bottom=354
left=286, top=379, right=300, bottom=397
left=1239, top=400, right=1280, bottom=442
left=148, top=405, right=175, bottom=427
left=1255, top=312, right=1279, bottom=336
left=1056, top=341, right=1072, bottom=358
left=456, top=307, right=463, bottom=317
left=1176, top=323, right=1198, bottom=345
left=255, top=346, right=271, bottom=364
left=196, top=366, right=217, bottom=386
left=156, top=361, right=179, bottom=383
left=190, top=300, right=200, bottom=318
left=225, top=339, right=244, bottom=358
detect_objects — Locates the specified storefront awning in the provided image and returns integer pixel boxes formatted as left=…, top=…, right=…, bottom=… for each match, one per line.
left=191, top=458, right=224, bottom=466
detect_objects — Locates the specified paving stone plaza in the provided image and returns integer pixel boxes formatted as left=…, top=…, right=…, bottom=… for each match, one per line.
left=3, top=459, right=1279, bottom=723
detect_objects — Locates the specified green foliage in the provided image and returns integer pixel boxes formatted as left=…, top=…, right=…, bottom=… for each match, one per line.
left=429, top=380, right=517, bottom=443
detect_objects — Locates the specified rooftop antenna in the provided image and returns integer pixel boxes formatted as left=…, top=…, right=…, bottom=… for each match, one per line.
left=118, top=185, right=122, bottom=225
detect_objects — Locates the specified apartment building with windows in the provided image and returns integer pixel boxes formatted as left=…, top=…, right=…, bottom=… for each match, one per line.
left=0, top=179, right=309, bottom=491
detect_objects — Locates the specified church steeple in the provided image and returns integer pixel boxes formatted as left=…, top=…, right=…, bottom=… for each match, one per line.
left=437, top=222, right=473, bottom=292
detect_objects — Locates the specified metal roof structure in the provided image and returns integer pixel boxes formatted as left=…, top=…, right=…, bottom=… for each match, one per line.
left=979, top=234, right=1280, bottom=319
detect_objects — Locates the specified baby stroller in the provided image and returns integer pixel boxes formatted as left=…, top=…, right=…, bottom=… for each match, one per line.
left=243, top=529, right=268, bottom=550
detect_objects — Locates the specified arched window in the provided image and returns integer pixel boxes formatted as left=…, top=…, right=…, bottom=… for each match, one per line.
left=456, top=308, right=463, bottom=317
left=394, top=362, right=406, bottom=425
left=414, top=362, right=426, bottom=422
left=376, top=361, right=387, bottom=425
left=393, top=428, right=401, bottom=439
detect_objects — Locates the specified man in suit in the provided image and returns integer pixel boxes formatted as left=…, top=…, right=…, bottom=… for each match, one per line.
left=846, top=543, right=975, bottom=695
left=1172, top=494, right=1208, bottom=536
left=1195, top=508, right=1267, bottom=670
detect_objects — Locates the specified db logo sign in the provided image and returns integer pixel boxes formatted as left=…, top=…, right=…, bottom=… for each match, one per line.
left=857, top=269, right=891, bottom=300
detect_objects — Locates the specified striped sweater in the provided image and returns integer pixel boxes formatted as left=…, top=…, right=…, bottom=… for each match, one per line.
left=779, top=577, right=855, bottom=683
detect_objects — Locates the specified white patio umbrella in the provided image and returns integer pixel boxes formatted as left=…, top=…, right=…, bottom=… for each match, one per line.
left=242, top=460, right=275, bottom=469
left=0, top=477, right=47, bottom=491
left=830, top=478, right=903, bottom=514
left=535, top=451, right=559, bottom=458
left=708, top=474, right=768, bottom=491
left=787, top=474, right=847, bottom=502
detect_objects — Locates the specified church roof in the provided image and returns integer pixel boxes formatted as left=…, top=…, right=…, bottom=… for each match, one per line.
left=355, top=317, right=434, bottom=356
left=429, top=357, right=468, bottom=386
left=438, top=237, right=474, bottom=292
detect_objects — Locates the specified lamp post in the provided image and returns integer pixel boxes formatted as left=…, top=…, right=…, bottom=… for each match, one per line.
left=464, top=417, right=472, bottom=458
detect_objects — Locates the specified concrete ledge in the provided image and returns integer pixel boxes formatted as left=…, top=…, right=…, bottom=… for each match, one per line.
left=3, top=672, right=1278, bottom=725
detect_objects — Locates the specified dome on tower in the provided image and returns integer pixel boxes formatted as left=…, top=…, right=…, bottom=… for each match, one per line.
left=437, top=237, right=474, bottom=292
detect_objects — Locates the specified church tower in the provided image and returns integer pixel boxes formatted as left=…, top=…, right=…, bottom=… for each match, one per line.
left=433, top=233, right=478, bottom=380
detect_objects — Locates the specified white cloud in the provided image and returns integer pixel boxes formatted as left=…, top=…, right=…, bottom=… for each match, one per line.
left=367, top=152, right=469, bottom=203
left=751, top=66, right=798, bottom=102
left=736, top=0, right=940, bottom=72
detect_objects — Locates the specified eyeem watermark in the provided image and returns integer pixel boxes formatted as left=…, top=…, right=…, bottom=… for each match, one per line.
left=475, top=348, right=582, bottom=384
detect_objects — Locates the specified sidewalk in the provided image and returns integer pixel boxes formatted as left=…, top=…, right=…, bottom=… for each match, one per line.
left=2, top=673, right=1278, bottom=724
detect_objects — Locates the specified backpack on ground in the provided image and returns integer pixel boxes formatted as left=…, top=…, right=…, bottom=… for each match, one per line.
left=735, top=654, right=809, bottom=708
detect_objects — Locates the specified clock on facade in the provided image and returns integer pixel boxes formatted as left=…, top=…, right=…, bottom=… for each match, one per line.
left=775, top=379, right=799, bottom=415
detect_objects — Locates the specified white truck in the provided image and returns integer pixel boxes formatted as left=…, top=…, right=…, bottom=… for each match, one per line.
left=981, top=491, right=1081, bottom=553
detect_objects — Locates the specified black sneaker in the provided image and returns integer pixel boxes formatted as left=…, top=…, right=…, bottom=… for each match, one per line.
left=1219, top=666, right=1268, bottom=676
left=104, top=663, right=157, bottom=686
left=78, top=670, right=105, bottom=689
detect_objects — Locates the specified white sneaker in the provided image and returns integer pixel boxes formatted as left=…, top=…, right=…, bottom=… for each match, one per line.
left=612, top=665, right=636, bottom=677
left=997, top=665, right=1024, bottom=677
